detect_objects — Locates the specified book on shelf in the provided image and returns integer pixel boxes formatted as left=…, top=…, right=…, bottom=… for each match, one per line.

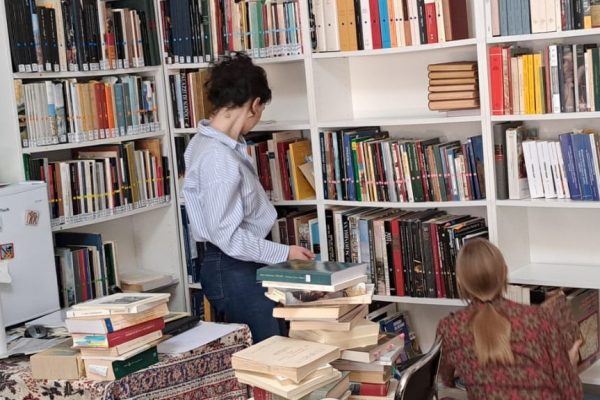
left=310, top=0, right=469, bottom=52
left=489, top=0, right=597, bottom=37
left=119, top=269, right=177, bottom=292
left=159, top=0, right=302, bottom=63
left=270, top=209, right=320, bottom=258
left=168, top=70, right=212, bottom=129
left=231, top=335, right=340, bottom=383
left=24, top=138, right=171, bottom=226
left=320, top=128, right=485, bottom=202
left=499, top=124, right=600, bottom=201
left=16, top=75, right=159, bottom=148
left=489, top=43, right=600, bottom=116
left=325, top=207, right=488, bottom=298
left=4, top=0, right=160, bottom=73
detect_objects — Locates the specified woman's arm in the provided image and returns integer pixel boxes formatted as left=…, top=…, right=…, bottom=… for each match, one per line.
left=436, top=319, right=457, bottom=388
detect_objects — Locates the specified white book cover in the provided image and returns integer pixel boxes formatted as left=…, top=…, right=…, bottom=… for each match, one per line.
left=588, top=134, right=600, bottom=198
left=507, top=128, right=530, bottom=199
left=527, top=140, right=544, bottom=198
left=586, top=50, right=595, bottom=112
left=529, top=0, right=544, bottom=33
left=434, top=0, right=445, bottom=43
left=360, top=0, right=373, bottom=49
left=314, top=0, right=327, bottom=52
left=555, top=141, right=571, bottom=198
left=549, top=45, right=561, bottom=113
left=555, top=0, right=562, bottom=31
left=323, top=0, right=340, bottom=51
left=538, top=141, right=557, bottom=198
left=517, top=56, right=526, bottom=114
left=545, top=0, right=557, bottom=31
left=510, top=57, right=520, bottom=115
left=548, top=140, right=565, bottom=198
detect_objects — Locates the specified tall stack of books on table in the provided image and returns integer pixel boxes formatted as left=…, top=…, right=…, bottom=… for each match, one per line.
left=64, top=293, right=169, bottom=381
left=428, top=62, right=480, bottom=111
left=236, top=260, right=407, bottom=399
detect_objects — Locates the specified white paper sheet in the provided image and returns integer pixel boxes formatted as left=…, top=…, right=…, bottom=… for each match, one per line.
left=25, top=309, right=67, bottom=328
left=157, top=322, right=243, bottom=354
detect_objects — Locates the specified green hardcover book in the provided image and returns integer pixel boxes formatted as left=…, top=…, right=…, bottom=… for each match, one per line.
left=257, top=261, right=367, bottom=286
left=85, top=346, right=159, bottom=381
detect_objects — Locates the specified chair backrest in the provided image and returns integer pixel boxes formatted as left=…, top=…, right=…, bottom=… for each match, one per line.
left=397, top=338, right=442, bottom=400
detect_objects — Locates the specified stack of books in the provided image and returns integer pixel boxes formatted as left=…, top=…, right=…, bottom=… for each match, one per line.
left=65, top=293, right=170, bottom=381
left=428, top=62, right=480, bottom=111
left=232, top=336, right=344, bottom=400
left=254, top=260, right=409, bottom=399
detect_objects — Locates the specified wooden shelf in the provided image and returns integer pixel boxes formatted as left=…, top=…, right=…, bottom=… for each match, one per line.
left=373, top=295, right=465, bottom=306
left=491, top=112, right=600, bottom=122
left=323, top=199, right=488, bottom=209
left=487, top=28, right=600, bottom=44
left=51, top=199, right=171, bottom=232
left=497, top=199, right=600, bottom=209
left=312, top=38, right=477, bottom=59
left=317, top=115, right=481, bottom=128
left=22, top=131, right=166, bottom=154
left=509, top=263, right=600, bottom=289
left=14, top=65, right=161, bottom=79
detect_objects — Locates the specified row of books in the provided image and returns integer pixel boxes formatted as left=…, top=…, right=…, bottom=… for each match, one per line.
left=54, top=232, right=118, bottom=307
left=326, top=207, right=488, bottom=298
left=168, top=70, right=212, bottom=129
left=489, top=44, right=600, bottom=116
left=320, top=128, right=486, bottom=203
left=272, top=209, right=321, bottom=257
left=161, top=0, right=303, bottom=63
left=496, top=123, right=600, bottom=201
left=310, top=0, right=469, bottom=53
left=64, top=293, right=169, bottom=380
left=23, top=139, right=171, bottom=225
left=427, top=61, right=480, bottom=111
left=16, top=76, right=160, bottom=148
left=6, top=0, right=160, bottom=73
left=505, top=285, right=599, bottom=373
left=490, top=0, right=598, bottom=37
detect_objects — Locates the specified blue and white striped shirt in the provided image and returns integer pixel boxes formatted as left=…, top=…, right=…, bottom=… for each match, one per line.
left=182, top=120, right=289, bottom=265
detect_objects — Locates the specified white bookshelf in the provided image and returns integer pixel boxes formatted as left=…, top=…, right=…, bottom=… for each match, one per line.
left=0, top=1, right=186, bottom=311
left=487, top=27, right=600, bottom=44
left=373, top=295, right=465, bottom=307
left=491, top=112, right=600, bottom=122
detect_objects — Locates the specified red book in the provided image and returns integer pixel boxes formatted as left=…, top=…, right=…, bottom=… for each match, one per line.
left=369, top=0, right=382, bottom=49
left=257, top=142, right=272, bottom=191
left=390, top=219, right=405, bottom=297
left=276, top=140, right=295, bottom=200
left=94, top=83, right=108, bottom=133
left=416, top=141, right=431, bottom=202
left=425, top=2, right=438, bottom=44
left=74, top=318, right=165, bottom=348
left=226, top=0, right=234, bottom=52
left=252, top=387, right=273, bottom=400
left=358, top=381, right=390, bottom=396
left=489, top=46, right=505, bottom=115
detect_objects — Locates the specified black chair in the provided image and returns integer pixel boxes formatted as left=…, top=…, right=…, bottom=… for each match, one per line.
left=396, top=338, right=442, bottom=400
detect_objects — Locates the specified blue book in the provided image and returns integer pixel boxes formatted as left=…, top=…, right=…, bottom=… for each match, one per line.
left=470, top=135, right=486, bottom=199
left=378, top=0, right=391, bottom=48
left=559, top=133, right=582, bottom=200
left=571, top=133, right=594, bottom=200
left=500, top=0, right=509, bottom=36
left=309, top=219, right=321, bottom=261
left=256, top=261, right=367, bottom=287
left=358, top=218, right=371, bottom=282
left=465, top=140, right=481, bottom=199
left=521, top=0, right=531, bottom=34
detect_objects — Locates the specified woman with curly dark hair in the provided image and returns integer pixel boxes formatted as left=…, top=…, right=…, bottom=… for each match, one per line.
left=182, top=53, right=314, bottom=342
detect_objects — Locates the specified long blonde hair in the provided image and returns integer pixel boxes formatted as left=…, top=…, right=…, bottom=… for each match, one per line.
left=456, top=238, right=514, bottom=365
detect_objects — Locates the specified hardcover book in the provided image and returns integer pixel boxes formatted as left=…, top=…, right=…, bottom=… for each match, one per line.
left=257, top=260, right=368, bottom=286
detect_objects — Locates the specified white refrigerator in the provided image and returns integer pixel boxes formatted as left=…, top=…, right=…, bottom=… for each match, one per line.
left=0, top=182, right=60, bottom=329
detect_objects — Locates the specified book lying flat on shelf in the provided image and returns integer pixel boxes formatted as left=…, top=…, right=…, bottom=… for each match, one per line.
left=289, top=305, right=369, bottom=332
left=289, top=319, right=380, bottom=350
left=79, top=330, right=163, bottom=358
left=252, top=371, right=350, bottom=400
left=231, top=336, right=340, bottom=383
left=84, top=346, right=159, bottom=381
left=257, top=261, right=368, bottom=286
left=65, top=303, right=169, bottom=334
left=119, top=269, right=177, bottom=292
left=272, top=303, right=360, bottom=320
left=348, top=379, right=399, bottom=400
left=339, top=333, right=405, bottom=364
left=261, top=275, right=368, bottom=293
left=71, top=318, right=165, bottom=348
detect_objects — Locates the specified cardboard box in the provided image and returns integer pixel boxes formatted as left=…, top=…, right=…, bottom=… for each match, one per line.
left=31, top=340, right=85, bottom=380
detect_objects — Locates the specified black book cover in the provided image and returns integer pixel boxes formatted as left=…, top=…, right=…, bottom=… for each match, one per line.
left=353, top=0, right=364, bottom=50
left=113, top=10, right=126, bottom=65
left=325, top=208, right=336, bottom=261
left=180, top=72, right=190, bottom=128
left=38, top=7, right=50, bottom=69
left=416, top=0, right=427, bottom=45
left=384, top=219, right=397, bottom=296
left=47, top=7, right=60, bottom=69
left=70, top=0, right=88, bottom=68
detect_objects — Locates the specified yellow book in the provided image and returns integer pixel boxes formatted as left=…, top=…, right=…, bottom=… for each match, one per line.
left=337, top=0, right=349, bottom=51
left=288, top=140, right=316, bottom=200
left=533, top=53, right=542, bottom=114
left=388, top=0, right=397, bottom=48
left=527, top=54, right=536, bottom=114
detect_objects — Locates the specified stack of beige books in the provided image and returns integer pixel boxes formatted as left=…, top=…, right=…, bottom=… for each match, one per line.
left=428, top=61, right=480, bottom=111
left=65, top=292, right=169, bottom=381
left=232, top=336, right=346, bottom=400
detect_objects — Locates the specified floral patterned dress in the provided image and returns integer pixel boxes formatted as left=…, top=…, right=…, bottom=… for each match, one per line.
left=436, top=298, right=583, bottom=400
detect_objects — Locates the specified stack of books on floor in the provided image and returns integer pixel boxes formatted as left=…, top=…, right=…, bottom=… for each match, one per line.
left=233, top=335, right=345, bottom=400
left=249, top=260, right=404, bottom=399
left=65, top=293, right=170, bottom=381
left=428, top=62, right=480, bottom=111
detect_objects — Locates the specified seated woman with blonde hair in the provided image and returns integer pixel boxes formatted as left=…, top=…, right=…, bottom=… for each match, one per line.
left=436, top=238, right=583, bottom=399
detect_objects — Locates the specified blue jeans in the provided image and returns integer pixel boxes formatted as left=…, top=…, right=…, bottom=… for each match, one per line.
left=198, top=242, right=286, bottom=343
